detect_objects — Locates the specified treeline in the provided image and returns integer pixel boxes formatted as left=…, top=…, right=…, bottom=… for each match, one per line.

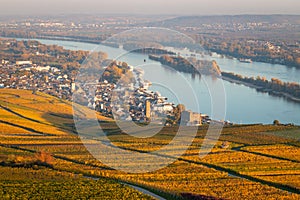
left=150, top=55, right=198, bottom=74
left=200, top=37, right=300, bottom=68
left=0, top=39, right=92, bottom=71
left=222, top=72, right=300, bottom=100
left=101, top=61, right=134, bottom=84
left=123, top=42, right=163, bottom=52
left=0, top=30, right=38, bottom=39
left=0, top=30, right=108, bottom=44
left=149, top=55, right=221, bottom=76
left=131, top=48, right=176, bottom=55
left=0, top=151, right=53, bottom=169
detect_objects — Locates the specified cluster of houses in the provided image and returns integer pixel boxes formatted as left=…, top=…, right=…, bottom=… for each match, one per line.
left=115, top=87, right=174, bottom=123
left=82, top=67, right=214, bottom=126
left=84, top=79, right=174, bottom=124
left=0, top=60, right=215, bottom=126
left=88, top=80, right=115, bottom=117
left=0, top=60, right=75, bottom=100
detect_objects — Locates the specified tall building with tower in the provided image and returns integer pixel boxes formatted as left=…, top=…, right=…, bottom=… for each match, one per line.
left=71, top=82, right=76, bottom=92
left=145, top=100, right=151, bottom=119
left=181, top=110, right=202, bottom=126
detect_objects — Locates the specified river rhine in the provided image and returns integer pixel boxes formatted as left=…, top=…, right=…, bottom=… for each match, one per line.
left=21, top=39, right=300, bottom=125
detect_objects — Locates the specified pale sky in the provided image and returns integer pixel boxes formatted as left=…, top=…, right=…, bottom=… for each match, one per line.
left=1, top=0, right=300, bottom=16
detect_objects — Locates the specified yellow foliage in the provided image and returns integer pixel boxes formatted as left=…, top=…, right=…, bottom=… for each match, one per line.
left=0, top=89, right=111, bottom=136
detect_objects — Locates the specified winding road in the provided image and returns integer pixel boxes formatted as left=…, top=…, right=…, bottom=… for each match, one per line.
left=84, top=176, right=166, bottom=200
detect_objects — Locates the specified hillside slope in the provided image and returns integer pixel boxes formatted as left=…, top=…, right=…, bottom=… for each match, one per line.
left=0, top=89, right=110, bottom=136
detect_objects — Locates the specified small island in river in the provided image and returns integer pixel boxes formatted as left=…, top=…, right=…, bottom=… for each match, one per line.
left=221, top=72, right=300, bottom=102
left=149, top=54, right=222, bottom=76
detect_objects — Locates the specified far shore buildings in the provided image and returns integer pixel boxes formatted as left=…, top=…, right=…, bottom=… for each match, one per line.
left=16, top=61, right=33, bottom=66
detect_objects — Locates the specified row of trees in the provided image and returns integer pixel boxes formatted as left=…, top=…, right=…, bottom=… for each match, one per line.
left=101, top=61, right=134, bottom=84
left=0, top=151, right=53, bottom=169
left=200, top=37, right=300, bottom=68
left=222, top=72, right=300, bottom=99
left=0, top=39, right=90, bottom=70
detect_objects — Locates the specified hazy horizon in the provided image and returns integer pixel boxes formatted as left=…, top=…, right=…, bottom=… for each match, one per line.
left=1, top=0, right=299, bottom=16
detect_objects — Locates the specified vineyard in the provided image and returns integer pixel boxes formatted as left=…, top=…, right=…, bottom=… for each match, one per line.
left=0, top=166, right=153, bottom=200
left=0, top=89, right=111, bottom=136
left=0, top=89, right=300, bottom=199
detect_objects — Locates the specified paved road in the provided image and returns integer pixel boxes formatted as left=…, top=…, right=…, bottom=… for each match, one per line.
left=84, top=176, right=166, bottom=200
left=124, top=183, right=166, bottom=200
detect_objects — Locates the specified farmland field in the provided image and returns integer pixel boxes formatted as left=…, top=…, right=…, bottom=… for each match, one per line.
left=0, top=89, right=300, bottom=199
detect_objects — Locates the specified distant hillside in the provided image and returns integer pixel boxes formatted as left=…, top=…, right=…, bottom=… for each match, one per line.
left=148, top=15, right=300, bottom=27
left=0, top=89, right=110, bottom=136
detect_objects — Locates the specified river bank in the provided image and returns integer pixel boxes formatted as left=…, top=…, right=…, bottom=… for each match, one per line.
left=9, top=37, right=300, bottom=125
left=221, top=74, right=300, bottom=103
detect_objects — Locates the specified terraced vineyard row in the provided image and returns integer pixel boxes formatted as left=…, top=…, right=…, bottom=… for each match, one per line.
left=1, top=89, right=300, bottom=199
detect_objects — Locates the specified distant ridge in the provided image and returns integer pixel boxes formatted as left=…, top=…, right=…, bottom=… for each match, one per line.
left=146, top=15, right=300, bottom=27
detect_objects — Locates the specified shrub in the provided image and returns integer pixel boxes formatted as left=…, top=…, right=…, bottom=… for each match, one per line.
left=35, top=152, right=53, bottom=166
left=273, top=120, right=280, bottom=126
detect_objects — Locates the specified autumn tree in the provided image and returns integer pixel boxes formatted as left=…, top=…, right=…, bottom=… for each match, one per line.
left=273, top=120, right=280, bottom=126
left=173, top=104, right=186, bottom=124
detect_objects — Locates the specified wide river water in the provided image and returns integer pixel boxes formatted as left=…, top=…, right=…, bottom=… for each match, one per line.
left=21, top=39, right=300, bottom=125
